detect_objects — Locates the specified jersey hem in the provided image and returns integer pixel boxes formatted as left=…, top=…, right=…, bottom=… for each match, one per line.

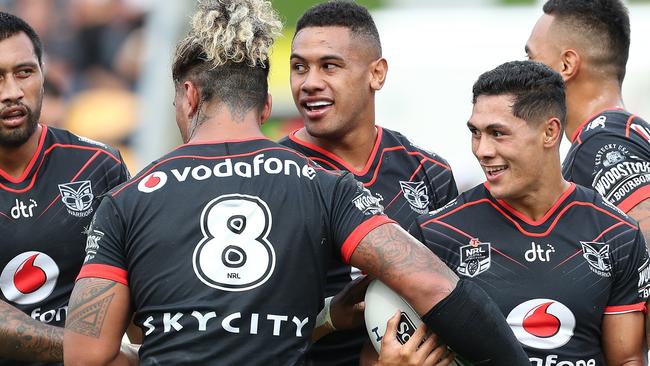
left=604, top=302, right=646, bottom=315
left=341, top=216, right=395, bottom=264
left=77, top=264, right=128, bottom=286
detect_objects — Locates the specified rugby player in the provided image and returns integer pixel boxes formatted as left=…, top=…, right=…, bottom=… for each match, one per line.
left=280, top=2, right=458, bottom=364
left=63, top=1, right=528, bottom=365
left=0, top=11, right=129, bottom=365
left=410, top=61, right=647, bottom=365
left=526, top=0, right=650, bottom=347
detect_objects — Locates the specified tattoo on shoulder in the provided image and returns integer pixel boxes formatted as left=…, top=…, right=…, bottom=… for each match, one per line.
left=66, top=279, right=116, bottom=338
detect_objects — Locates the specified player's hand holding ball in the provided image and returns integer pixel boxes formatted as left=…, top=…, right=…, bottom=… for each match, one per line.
left=378, top=311, right=455, bottom=366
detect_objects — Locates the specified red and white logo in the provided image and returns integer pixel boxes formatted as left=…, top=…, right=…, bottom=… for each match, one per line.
left=506, top=299, right=575, bottom=350
left=0, top=252, right=59, bottom=305
left=138, top=171, right=168, bottom=193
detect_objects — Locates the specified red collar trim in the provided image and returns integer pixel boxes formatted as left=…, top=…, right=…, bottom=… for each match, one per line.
left=0, top=124, right=48, bottom=183
left=570, top=107, right=626, bottom=143
left=484, top=182, right=576, bottom=226
left=287, top=126, right=383, bottom=176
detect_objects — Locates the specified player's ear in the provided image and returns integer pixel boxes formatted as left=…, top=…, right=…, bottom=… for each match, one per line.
left=369, top=58, right=388, bottom=91
left=260, top=93, right=272, bottom=125
left=184, top=81, right=201, bottom=119
left=559, top=49, right=580, bottom=82
left=542, top=117, right=563, bottom=148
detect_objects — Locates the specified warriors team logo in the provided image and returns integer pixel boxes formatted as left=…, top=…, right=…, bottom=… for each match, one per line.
left=581, top=241, right=611, bottom=277
left=506, top=299, right=576, bottom=350
left=193, top=194, right=276, bottom=292
left=138, top=171, right=168, bottom=193
left=399, top=181, right=429, bottom=214
left=58, top=181, right=94, bottom=217
left=352, top=183, right=384, bottom=215
left=0, top=251, right=59, bottom=305
left=457, top=240, right=491, bottom=278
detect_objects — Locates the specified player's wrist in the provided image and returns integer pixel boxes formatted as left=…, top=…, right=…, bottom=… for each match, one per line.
left=312, top=296, right=336, bottom=342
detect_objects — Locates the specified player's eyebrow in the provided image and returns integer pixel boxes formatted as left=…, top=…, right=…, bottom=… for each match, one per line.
left=466, top=121, right=508, bottom=130
left=0, top=61, right=39, bottom=73
left=290, top=53, right=345, bottom=63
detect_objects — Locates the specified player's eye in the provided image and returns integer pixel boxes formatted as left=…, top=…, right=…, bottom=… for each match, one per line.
left=492, top=130, right=504, bottom=137
left=291, top=63, right=306, bottom=73
left=15, top=69, right=33, bottom=78
left=468, top=127, right=480, bottom=137
left=323, top=63, right=338, bottom=70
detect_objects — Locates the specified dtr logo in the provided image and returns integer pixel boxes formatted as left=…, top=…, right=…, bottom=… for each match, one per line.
left=0, top=252, right=59, bottom=305
left=193, top=194, right=276, bottom=292
left=138, top=171, right=168, bottom=193
left=507, top=299, right=575, bottom=350
left=10, top=198, right=38, bottom=219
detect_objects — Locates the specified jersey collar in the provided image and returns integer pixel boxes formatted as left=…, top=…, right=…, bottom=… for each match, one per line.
left=569, top=107, right=626, bottom=143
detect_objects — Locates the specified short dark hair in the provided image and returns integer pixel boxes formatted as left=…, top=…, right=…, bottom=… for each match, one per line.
left=296, top=0, right=382, bottom=56
left=472, top=61, right=566, bottom=127
left=0, top=12, right=43, bottom=65
left=543, top=0, right=630, bottom=82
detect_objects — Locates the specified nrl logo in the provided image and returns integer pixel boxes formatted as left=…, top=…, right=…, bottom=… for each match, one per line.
left=581, top=241, right=611, bottom=277
left=399, top=181, right=429, bottom=214
left=58, top=180, right=94, bottom=217
left=457, top=240, right=491, bottom=278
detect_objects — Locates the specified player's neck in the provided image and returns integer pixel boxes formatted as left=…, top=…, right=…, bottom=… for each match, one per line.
left=187, top=107, right=266, bottom=143
left=298, top=124, right=378, bottom=172
left=0, top=124, right=42, bottom=179
left=565, top=79, right=624, bottom=140
left=502, top=167, right=571, bottom=222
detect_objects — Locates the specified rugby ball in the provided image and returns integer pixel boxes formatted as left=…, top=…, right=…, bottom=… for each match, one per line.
left=364, top=279, right=472, bottom=366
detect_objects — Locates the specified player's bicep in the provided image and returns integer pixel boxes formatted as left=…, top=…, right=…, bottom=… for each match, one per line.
left=349, top=223, right=458, bottom=315
left=64, top=278, right=131, bottom=366
left=601, top=312, right=645, bottom=365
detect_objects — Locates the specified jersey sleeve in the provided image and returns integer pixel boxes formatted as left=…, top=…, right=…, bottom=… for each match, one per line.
left=427, top=165, right=459, bottom=208
left=76, top=196, right=129, bottom=286
left=571, top=132, right=650, bottom=212
left=326, top=173, right=395, bottom=264
left=605, top=229, right=650, bottom=314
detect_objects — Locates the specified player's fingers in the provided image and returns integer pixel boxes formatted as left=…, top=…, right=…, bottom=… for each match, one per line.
left=382, top=311, right=401, bottom=346
left=403, top=323, right=427, bottom=353
left=422, top=342, right=449, bottom=366
left=435, top=350, right=456, bottom=366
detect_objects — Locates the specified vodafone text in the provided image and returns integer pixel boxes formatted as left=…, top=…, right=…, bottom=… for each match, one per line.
left=171, top=155, right=317, bottom=182
left=142, top=311, right=310, bottom=338
left=530, top=355, right=595, bottom=366
left=31, top=306, right=67, bottom=324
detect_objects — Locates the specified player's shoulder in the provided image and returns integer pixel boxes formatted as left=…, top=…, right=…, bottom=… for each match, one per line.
left=416, top=183, right=487, bottom=224
left=47, top=126, right=122, bottom=158
left=576, top=109, right=649, bottom=145
left=572, top=184, right=636, bottom=224
left=380, top=127, right=452, bottom=167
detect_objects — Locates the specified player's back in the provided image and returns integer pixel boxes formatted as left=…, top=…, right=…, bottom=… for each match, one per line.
left=82, top=138, right=391, bottom=365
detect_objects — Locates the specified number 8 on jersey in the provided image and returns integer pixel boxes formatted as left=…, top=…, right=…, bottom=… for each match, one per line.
left=193, top=194, right=276, bottom=292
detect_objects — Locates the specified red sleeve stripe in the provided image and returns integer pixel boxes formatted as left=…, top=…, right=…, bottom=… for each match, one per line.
left=341, top=216, right=396, bottom=264
left=77, top=264, right=128, bottom=286
left=617, top=185, right=650, bottom=213
left=603, top=302, right=646, bottom=315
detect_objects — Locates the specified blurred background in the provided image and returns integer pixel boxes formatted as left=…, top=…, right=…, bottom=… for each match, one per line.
left=1, top=0, right=648, bottom=191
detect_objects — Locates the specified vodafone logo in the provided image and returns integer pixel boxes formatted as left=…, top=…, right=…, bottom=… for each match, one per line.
left=506, top=299, right=575, bottom=350
left=0, top=252, right=59, bottom=305
left=138, top=171, right=168, bottom=193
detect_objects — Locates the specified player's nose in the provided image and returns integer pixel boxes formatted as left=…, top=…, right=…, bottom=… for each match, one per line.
left=0, top=75, right=25, bottom=103
left=301, top=69, right=326, bottom=94
left=473, top=134, right=496, bottom=160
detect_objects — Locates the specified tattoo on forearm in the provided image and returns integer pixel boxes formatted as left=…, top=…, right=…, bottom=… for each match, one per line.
left=0, top=301, right=63, bottom=362
left=66, top=279, right=116, bottom=338
left=354, top=223, right=458, bottom=284
left=628, top=200, right=650, bottom=245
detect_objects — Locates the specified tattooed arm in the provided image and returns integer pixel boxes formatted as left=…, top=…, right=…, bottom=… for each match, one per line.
left=64, top=278, right=135, bottom=366
left=349, top=223, right=458, bottom=314
left=0, top=300, right=63, bottom=362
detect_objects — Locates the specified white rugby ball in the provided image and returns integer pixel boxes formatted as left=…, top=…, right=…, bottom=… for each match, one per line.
left=364, top=279, right=472, bottom=366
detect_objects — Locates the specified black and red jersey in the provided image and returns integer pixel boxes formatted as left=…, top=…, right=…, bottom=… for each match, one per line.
left=563, top=108, right=650, bottom=212
left=0, top=125, right=128, bottom=366
left=280, top=127, right=457, bottom=365
left=412, top=183, right=649, bottom=365
left=77, top=138, right=394, bottom=366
